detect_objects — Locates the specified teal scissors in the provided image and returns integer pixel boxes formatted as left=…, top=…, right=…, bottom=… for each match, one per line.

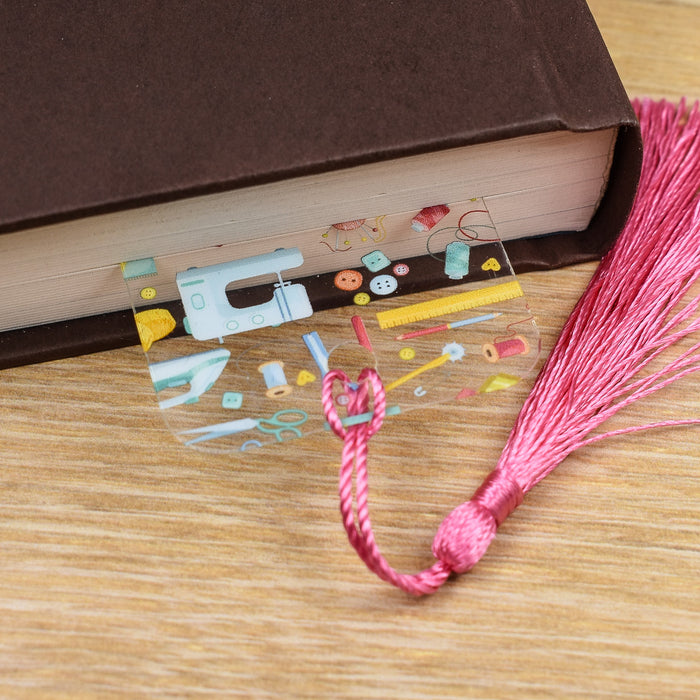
left=254, top=409, right=308, bottom=442
left=180, top=409, right=308, bottom=446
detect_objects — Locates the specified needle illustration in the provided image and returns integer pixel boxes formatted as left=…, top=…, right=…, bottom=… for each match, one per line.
left=394, top=312, right=501, bottom=341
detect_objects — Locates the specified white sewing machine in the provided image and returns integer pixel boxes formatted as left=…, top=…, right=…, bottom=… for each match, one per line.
left=176, top=248, right=313, bottom=342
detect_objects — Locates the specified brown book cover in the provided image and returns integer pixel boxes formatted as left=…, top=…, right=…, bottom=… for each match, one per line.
left=0, top=1, right=642, bottom=369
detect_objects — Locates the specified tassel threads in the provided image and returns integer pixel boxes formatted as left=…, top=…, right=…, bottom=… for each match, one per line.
left=497, top=98, right=700, bottom=490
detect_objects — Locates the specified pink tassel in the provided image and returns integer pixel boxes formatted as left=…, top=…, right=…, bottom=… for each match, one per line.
left=323, top=98, right=700, bottom=595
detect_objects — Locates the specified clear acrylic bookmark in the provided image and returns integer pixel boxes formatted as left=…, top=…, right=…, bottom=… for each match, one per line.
left=122, top=199, right=541, bottom=452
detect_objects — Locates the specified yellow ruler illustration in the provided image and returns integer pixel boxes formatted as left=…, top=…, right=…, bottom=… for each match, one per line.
left=375, top=280, right=524, bottom=329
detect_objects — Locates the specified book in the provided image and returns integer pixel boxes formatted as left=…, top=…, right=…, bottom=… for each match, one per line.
left=0, top=1, right=642, bottom=369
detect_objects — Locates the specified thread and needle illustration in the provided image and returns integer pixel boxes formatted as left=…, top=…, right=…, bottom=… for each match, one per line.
left=394, top=312, right=501, bottom=341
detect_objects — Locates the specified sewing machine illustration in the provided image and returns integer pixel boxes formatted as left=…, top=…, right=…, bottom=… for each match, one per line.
left=176, top=248, right=313, bottom=342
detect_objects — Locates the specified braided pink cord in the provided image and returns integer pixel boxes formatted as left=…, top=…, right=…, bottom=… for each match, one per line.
left=323, top=368, right=452, bottom=594
left=323, top=368, right=524, bottom=595
left=322, top=99, right=700, bottom=595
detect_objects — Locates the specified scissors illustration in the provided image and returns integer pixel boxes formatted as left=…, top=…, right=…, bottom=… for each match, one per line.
left=179, top=409, right=309, bottom=446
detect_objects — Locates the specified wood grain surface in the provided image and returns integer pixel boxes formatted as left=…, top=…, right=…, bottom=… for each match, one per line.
left=1, top=2, right=698, bottom=697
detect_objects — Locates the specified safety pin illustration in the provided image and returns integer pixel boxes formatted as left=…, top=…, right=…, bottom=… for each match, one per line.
left=176, top=248, right=313, bottom=342
left=179, top=408, right=309, bottom=446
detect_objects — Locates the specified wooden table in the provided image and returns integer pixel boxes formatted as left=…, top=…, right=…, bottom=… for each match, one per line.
left=1, top=2, right=698, bottom=697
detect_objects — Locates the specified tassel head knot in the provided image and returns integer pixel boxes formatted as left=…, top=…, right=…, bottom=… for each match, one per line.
left=432, top=471, right=523, bottom=574
left=472, top=470, right=523, bottom=526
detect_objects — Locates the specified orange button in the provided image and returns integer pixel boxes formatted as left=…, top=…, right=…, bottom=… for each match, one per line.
left=334, top=269, right=363, bottom=291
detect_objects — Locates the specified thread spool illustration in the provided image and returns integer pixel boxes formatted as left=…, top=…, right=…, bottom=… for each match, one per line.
left=258, top=360, right=293, bottom=398
left=482, top=336, right=529, bottom=363
left=411, top=204, right=450, bottom=232
left=444, top=240, right=471, bottom=280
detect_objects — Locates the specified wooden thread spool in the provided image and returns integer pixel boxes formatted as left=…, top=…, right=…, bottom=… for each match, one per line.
left=258, top=360, right=292, bottom=398
left=482, top=335, right=529, bottom=363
